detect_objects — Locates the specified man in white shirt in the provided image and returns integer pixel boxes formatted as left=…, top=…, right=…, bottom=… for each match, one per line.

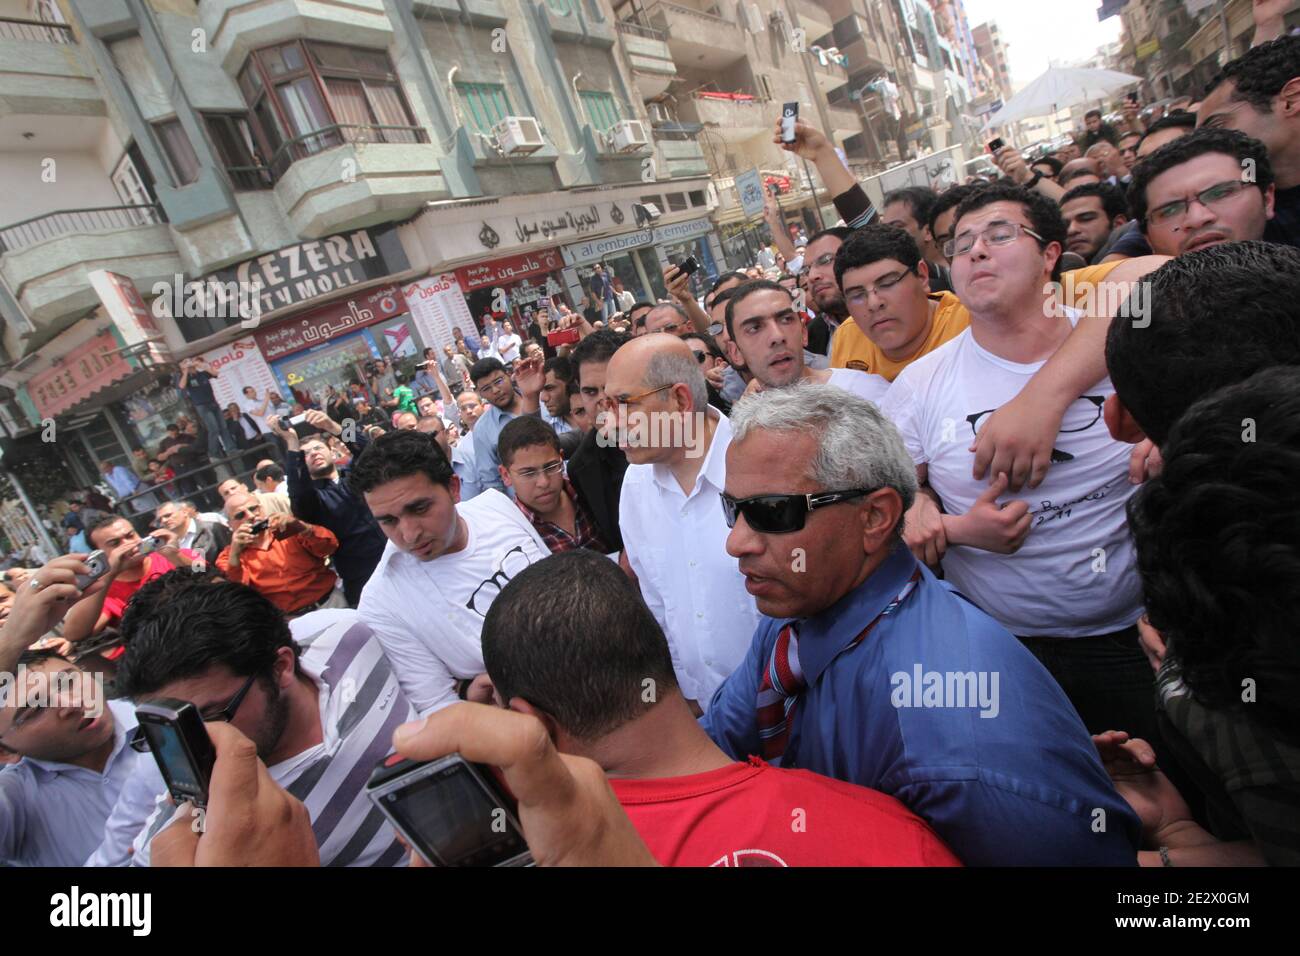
left=495, top=321, right=523, bottom=366
left=352, top=429, right=550, bottom=715
left=0, top=651, right=145, bottom=866
left=239, top=386, right=273, bottom=435
left=109, top=573, right=415, bottom=867
left=607, top=334, right=760, bottom=712
left=153, top=500, right=230, bottom=565
left=724, top=279, right=889, bottom=403
left=878, top=183, right=1153, bottom=744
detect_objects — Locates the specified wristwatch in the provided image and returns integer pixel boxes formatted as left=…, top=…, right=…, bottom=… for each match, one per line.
left=1025, top=170, right=1043, bottom=189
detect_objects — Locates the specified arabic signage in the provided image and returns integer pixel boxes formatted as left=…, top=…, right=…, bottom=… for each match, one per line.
left=454, top=249, right=564, bottom=292
left=27, top=331, right=131, bottom=420
left=253, top=284, right=404, bottom=361
left=401, top=274, right=478, bottom=355
left=736, top=168, right=766, bottom=219
left=88, top=270, right=162, bottom=342
left=562, top=217, right=715, bottom=266
left=200, top=337, right=279, bottom=411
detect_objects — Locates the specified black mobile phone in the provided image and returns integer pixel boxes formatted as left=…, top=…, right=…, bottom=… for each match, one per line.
left=366, top=754, right=533, bottom=867
left=677, top=255, right=700, bottom=277
left=1126, top=92, right=1139, bottom=105
left=135, top=699, right=217, bottom=809
left=74, top=550, right=110, bottom=590
left=781, top=102, right=799, bottom=144
left=248, top=518, right=271, bottom=535
left=987, top=137, right=1005, bottom=153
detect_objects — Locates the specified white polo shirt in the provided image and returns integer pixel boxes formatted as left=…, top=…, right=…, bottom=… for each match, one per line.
left=619, top=410, right=760, bottom=707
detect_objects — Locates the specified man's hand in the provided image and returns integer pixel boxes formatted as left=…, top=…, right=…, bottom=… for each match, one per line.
left=1137, top=615, right=1167, bottom=673
left=1089, top=142, right=1130, bottom=179
left=229, top=524, right=258, bottom=559
left=268, top=415, right=301, bottom=452
left=945, top=473, right=1032, bottom=553
left=463, top=673, right=497, bottom=705
left=149, top=528, right=177, bottom=547
left=152, top=722, right=319, bottom=867
left=772, top=117, right=832, bottom=162
left=303, top=409, right=342, bottom=437
left=1128, top=438, right=1164, bottom=484
left=266, top=511, right=304, bottom=539
left=513, top=355, right=545, bottom=401
left=1121, top=97, right=1143, bottom=133
left=992, top=144, right=1032, bottom=185
left=392, top=703, right=658, bottom=867
left=970, top=392, right=1067, bottom=491
left=704, top=364, right=726, bottom=391
left=0, top=555, right=103, bottom=652
left=1092, top=730, right=1193, bottom=845
left=662, top=263, right=693, bottom=306
left=902, top=492, right=947, bottom=567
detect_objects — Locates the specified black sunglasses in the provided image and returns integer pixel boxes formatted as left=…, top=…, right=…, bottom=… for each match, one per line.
left=719, top=488, right=878, bottom=534
left=129, top=672, right=259, bottom=753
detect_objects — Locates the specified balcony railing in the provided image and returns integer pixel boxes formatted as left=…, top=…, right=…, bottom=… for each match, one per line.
left=643, top=1, right=731, bottom=26
left=266, top=123, right=431, bottom=181
left=616, top=19, right=667, bottom=42
left=226, top=165, right=275, bottom=191
left=0, top=16, right=73, bottom=43
left=0, top=205, right=163, bottom=255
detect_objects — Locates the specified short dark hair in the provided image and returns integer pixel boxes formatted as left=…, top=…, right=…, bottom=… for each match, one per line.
left=833, top=223, right=923, bottom=288
left=804, top=226, right=853, bottom=248
left=1127, top=366, right=1300, bottom=744
left=87, top=514, right=129, bottom=547
left=1204, top=34, right=1300, bottom=112
left=569, top=328, right=630, bottom=372
left=1085, top=108, right=1102, bottom=120
left=707, top=271, right=747, bottom=296
left=253, top=462, right=284, bottom=483
left=708, top=286, right=737, bottom=315
left=1105, top=241, right=1300, bottom=446
left=543, top=354, right=576, bottom=385
left=497, top=415, right=561, bottom=469
left=1127, top=128, right=1273, bottom=225
left=1117, top=131, right=1142, bottom=148
left=481, top=551, right=678, bottom=741
left=1135, top=110, right=1196, bottom=152
left=469, top=357, right=506, bottom=384
left=627, top=301, right=654, bottom=319
left=348, top=427, right=455, bottom=496
left=116, top=572, right=299, bottom=698
left=927, top=183, right=979, bottom=237
left=952, top=182, right=1069, bottom=282
left=1031, top=155, right=1063, bottom=176
left=1060, top=181, right=1128, bottom=222
left=681, top=330, right=724, bottom=360
left=882, top=187, right=937, bottom=228
left=725, top=278, right=792, bottom=338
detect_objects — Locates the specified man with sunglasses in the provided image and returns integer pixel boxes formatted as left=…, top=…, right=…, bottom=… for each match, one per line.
left=610, top=334, right=760, bottom=713
left=215, top=493, right=344, bottom=617
left=879, top=183, right=1160, bottom=748
left=105, top=572, right=417, bottom=867
left=701, top=383, right=1141, bottom=866
left=498, top=417, right=607, bottom=555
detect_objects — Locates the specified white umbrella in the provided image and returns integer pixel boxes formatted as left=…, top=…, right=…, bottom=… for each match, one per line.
left=983, top=66, right=1142, bottom=129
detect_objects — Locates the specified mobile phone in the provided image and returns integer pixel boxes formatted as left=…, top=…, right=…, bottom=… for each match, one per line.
left=677, top=255, right=700, bottom=277
left=134, top=699, right=217, bottom=809
left=136, top=536, right=164, bottom=556
left=74, top=550, right=110, bottom=590
left=547, top=327, right=580, bottom=347
left=987, top=137, right=1005, bottom=153
left=1126, top=92, right=1138, bottom=105
left=781, top=102, right=799, bottom=144
left=366, top=753, right=533, bottom=867
left=248, top=518, right=270, bottom=535
left=288, top=414, right=307, bottom=426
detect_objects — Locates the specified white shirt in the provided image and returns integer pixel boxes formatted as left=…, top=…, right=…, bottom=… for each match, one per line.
left=359, top=490, right=550, bottom=715
left=0, top=700, right=147, bottom=867
left=496, top=334, right=522, bottom=364
left=239, top=395, right=272, bottom=433
left=879, top=311, right=1142, bottom=637
left=619, top=410, right=760, bottom=707
left=616, top=289, right=635, bottom=311
left=127, top=611, right=415, bottom=867
left=826, top=367, right=890, bottom=404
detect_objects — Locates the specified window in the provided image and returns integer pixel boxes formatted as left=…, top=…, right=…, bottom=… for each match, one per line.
left=665, top=192, right=687, bottom=212
left=236, top=39, right=425, bottom=180
left=579, top=90, right=620, bottom=132
left=456, top=81, right=513, bottom=134
left=688, top=190, right=706, bottom=207
left=153, top=119, right=200, bottom=186
left=204, top=114, right=272, bottom=190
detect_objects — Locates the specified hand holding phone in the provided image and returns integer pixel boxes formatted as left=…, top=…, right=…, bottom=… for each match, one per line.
left=135, top=699, right=217, bottom=809
left=677, top=255, right=700, bottom=278
left=781, top=102, right=799, bottom=144
left=987, top=137, right=1005, bottom=153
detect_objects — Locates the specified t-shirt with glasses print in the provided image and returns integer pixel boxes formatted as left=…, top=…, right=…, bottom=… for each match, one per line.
left=879, top=307, right=1143, bottom=638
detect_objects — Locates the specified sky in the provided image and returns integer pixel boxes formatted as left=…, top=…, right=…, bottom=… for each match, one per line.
left=961, top=0, right=1126, bottom=89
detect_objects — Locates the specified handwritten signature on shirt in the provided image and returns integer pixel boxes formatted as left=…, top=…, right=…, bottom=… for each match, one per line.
left=1030, top=475, right=1126, bottom=526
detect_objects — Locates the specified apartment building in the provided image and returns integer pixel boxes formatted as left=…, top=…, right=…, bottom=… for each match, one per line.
left=0, top=0, right=718, bottom=488
left=970, top=20, right=1009, bottom=102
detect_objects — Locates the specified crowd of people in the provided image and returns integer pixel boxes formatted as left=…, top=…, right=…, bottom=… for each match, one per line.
left=2, top=35, right=1299, bottom=869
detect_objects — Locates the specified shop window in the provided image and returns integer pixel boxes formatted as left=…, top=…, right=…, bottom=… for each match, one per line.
left=665, top=192, right=688, bottom=212
left=152, top=118, right=200, bottom=186
left=204, top=113, right=272, bottom=191
left=579, top=90, right=620, bottom=132
left=456, top=81, right=513, bottom=134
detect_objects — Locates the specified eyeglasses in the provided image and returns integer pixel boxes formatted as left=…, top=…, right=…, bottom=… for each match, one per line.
left=966, top=395, right=1104, bottom=464
left=720, top=488, right=878, bottom=534
left=1147, top=180, right=1255, bottom=225
left=511, top=460, right=563, bottom=481
left=944, top=222, right=1045, bottom=259
left=691, top=350, right=710, bottom=364
left=129, top=672, right=259, bottom=753
left=596, top=382, right=674, bottom=412
left=230, top=507, right=262, bottom=521
left=843, top=268, right=915, bottom=306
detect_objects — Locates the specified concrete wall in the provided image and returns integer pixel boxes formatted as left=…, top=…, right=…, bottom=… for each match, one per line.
left=0, top=152, right=121, bottom=223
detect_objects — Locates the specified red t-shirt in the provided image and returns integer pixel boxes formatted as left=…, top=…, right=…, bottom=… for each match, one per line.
left=102, top=550, right=198, bottom=624
left=610, top=757, right=961, bottom=867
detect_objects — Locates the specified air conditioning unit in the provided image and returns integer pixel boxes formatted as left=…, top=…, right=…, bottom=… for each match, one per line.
left=741, top=3, right=765, bottom=33
left=493, top=116, right=545, bottom=155
left=611, top=119, right=649, bottom=152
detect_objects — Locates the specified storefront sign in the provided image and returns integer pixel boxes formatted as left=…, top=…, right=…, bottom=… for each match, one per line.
left=200, top=337, right=279, bottom=410
left=401, top=275, right=476, bottom=354
left=562, top=217, right=714, bottom=266
left=254, top=284, right=404, bottom=361
left=454, top=249, right=564, bottom=292
left=88, top=270, right=162, bottom=342
left=736, top=168, right=766, bottom=219
left=210, top=224, right=408, bottom=321
left=27, top=331, right=130, bottom=420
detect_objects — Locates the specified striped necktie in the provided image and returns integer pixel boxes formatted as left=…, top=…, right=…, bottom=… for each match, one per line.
left=755, top=569, right=922, bottom=765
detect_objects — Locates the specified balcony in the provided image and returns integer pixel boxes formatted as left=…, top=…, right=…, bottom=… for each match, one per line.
left=196, top=0, right=396, bottom=73
left=652, top=130, right=709, bottom=179
left=808, top=50, right=849, bottom=93
left=0, top=16, right=104, bottom=119
left=677, top=92, right=777, bottom=144
left=268, top=124, right=447, bottom=237
left=641, top=2, right=746, bottom=70
left=617, top=20, right=677, bottom=100
left=793, top=0, right=833, bottom=37
left=827, top=102, right=862, bottom=140
left=832, top=13, right=889, bottom=73
left=0, top=205, right=183, bottom=342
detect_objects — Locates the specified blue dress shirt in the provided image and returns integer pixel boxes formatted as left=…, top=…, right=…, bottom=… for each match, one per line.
left=703, top=546, right=1141, bottom=866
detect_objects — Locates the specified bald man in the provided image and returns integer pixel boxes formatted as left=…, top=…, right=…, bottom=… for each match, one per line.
left=606, top=334, right=760, bottom=714
left=1059, top=157, right=1103, bottom=188
left=643, top=303, right=692, bottom=337
left=217, top=476, right=291, bottom=515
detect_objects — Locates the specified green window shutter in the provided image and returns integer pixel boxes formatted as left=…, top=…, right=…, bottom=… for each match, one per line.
left=455, top=82, right=513, bottom=134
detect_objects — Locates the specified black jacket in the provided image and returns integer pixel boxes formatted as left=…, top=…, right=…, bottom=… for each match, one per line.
left=188, top=519, right=232, bottom=566
left=567, top=428, right=629, bottom=553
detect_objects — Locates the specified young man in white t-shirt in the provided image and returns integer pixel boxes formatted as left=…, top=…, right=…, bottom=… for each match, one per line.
left=495, top=321, right=523, bottom=366
left=352, top=429, right=550, bottom=715
left=724, top=280, right=889, bottom=403
left=879, top=183, right=1155, bottom=746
